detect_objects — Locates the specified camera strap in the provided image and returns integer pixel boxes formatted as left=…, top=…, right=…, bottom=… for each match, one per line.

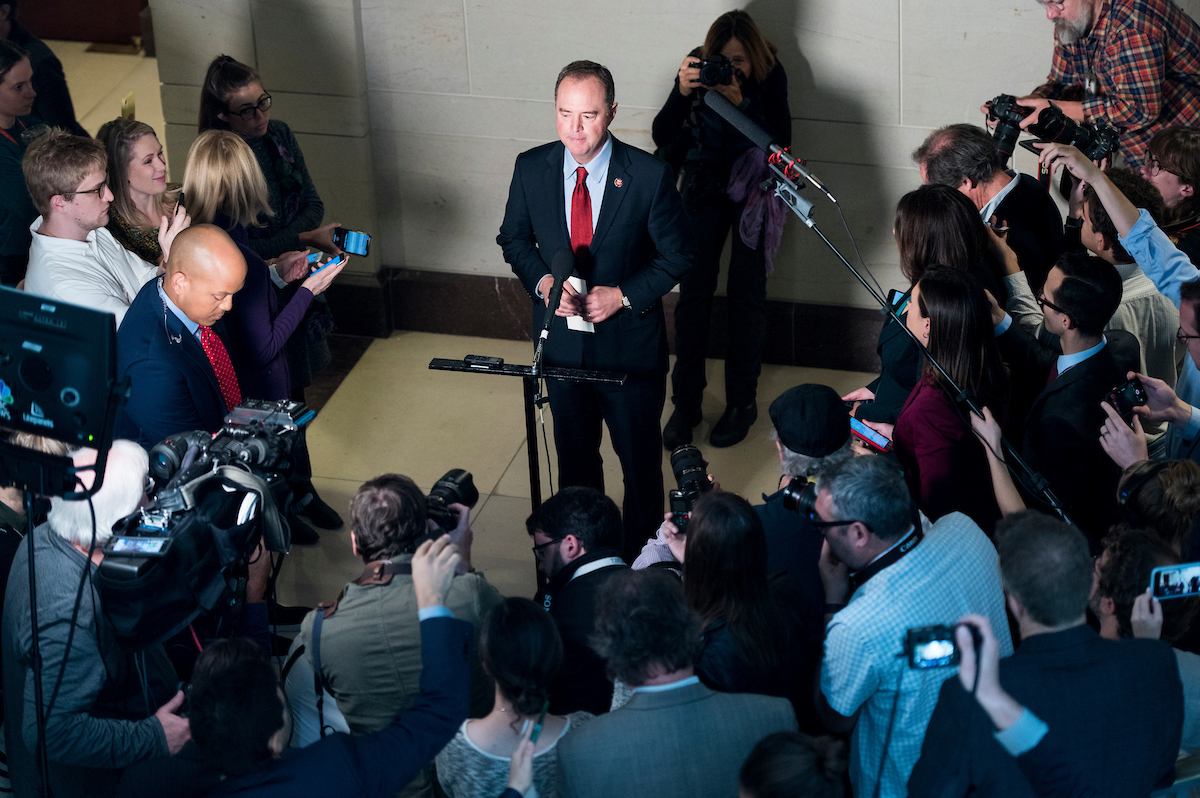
left=849, top=524, right=923, bottom=592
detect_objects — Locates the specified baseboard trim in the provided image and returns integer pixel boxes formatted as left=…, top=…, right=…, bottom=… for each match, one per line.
left=325, top=268, right=885, bottom=374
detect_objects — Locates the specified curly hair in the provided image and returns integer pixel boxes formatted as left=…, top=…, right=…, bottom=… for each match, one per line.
left=1097, top=526, right=1200, bottom=643
left=591, top=569, right=702, bottom=686
left=740, top=732, right=848, bottom=798
left=1122, top=459, right=1200, bottom=554
left=481, top=598, right=563, bottom=718
left=349, top=474, right=428, bottom=561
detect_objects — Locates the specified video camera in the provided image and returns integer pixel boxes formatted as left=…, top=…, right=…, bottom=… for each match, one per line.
left=97, top=399, right=313, bottom=649
left=668, top=444, right=712, bottom=532
left=986, top=94, right=1119, bottom=164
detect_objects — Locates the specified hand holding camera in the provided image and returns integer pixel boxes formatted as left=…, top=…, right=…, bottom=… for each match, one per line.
left=411, top=535, right=461, bottom=611
left=952, top=614, right=1025, bottom=731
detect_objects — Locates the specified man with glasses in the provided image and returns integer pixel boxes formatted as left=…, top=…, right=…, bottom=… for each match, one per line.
left=1012, top=0, right=1200, bottom=168
left=526, top=486, right=627, bottom=716
left=990, top=249, right=1128, bottom=545
left=21, top=129, right=187, bottom=326
left=1041, top=143, right=1200, bottom=467
left=1002, top=165, right=1178, bottom=391
left=812, top=455, right=1010, bottom=798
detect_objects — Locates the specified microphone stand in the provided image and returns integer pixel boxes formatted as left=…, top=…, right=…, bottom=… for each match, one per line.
left=766, top=161, right=1075, bottom=526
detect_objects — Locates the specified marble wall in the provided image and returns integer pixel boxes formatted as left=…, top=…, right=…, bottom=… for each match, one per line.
left=151, top=0, right=1200, bottom=307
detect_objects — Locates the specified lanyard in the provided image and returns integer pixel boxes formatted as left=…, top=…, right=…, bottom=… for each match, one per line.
left=848, top=525, right=924, bottom=592
left=0, top=119, right=26, bottom=149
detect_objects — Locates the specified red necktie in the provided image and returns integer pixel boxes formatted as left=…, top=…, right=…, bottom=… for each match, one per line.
left=570, top=166, right=593, bottom=258
left=1046, top=361, right=1059, bottom=388
left=200, top=326, right=242, bottom=412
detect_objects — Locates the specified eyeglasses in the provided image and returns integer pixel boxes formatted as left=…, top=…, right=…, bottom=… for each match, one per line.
left=228, top=93, right=272, bottom=121
left=1036, top=291, right=1067, bottom=315
left=532, top=539, right=560, bottom=560
left=64, top=180, right=107, bottom=200
left=1179, top=326, right=1200, bottom=345
left=807, top=508, right=872, bottom=532
left=1145, top=155, right=1184, bottom=180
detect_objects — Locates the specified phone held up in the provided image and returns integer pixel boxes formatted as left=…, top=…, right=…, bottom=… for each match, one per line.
left=1151, top=561, right=1200, bottom=601
left=332, top=227, right=371, bottom=257
left=850, top=416, right=892, bottom=453
left=1106, top=376, right=1148, bottom=426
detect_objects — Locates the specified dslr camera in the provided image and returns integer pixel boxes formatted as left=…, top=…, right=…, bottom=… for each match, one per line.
left=427, top=468, right=479, bottom=531
left=690, top=53, right=735, bottom=87
left=668, top=444, right=713, bottom=532
left=905, top=623, right=983, bottom=669
left=986, top=93, right=1119, bottom=164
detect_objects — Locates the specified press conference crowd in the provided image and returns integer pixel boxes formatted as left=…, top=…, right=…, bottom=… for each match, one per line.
left=7, top=0, right=1200, bottom=796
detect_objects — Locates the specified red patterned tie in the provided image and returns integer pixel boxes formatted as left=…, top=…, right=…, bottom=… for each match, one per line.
left=570, top=166, right=593, bottom=257
left=200, top=326, right=242, bottom=412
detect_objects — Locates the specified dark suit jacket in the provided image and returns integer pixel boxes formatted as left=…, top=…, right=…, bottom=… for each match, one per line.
left=206, top=617, right=471, bottom=798
left=556, top=680, right=796, bottom=798
left=998, top=324, right=1128, bottom=543
left=537, top=550, right=627, bottom=716
left=219, top=216, right=313, bottom=401
left=908, top=625, right=1182, bottom=798
left=995, top=173, right=1065, bottom=293
left=116, top=279, right=231, bottom=447
left=497, top=136, right=693, bottom=376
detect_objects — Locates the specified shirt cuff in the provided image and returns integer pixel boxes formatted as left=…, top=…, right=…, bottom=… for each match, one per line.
left=268, top=264, right=288, bottom=289
left=994, top=313, right=1013, bottom=337
left=1180, top=405, right=1200, bottom=447
left=994, top=708, right=1049, bottom=757
left=535, top=273, right=551, bottom=299
left=417, top=606, right=453, bottom=622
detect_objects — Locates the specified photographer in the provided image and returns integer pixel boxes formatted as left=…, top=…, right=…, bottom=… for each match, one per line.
left=655, top=10, right=791, bottom=450
left=296, top=473, right=499, bottom=798
left=1144, top=126, right=1200, bottom=263
left=1013, top=0, right=1200, bottom=168
left=1, top=442, right=188, bottom=798
left=909, top=511, right=1181, bottom=796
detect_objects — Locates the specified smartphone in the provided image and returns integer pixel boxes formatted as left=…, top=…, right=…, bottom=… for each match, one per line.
left=1151, top=562, right=1200, bottom=600
left=332, top=227, right=371, bottom=257
left=1106, top=376, right=1148, bottom=425
left=905, top=625, right=961, bottom=669
left=310, top=254, right=347, bottom=276
left=105, top=536, right=171, bottom=556
left=307, top=252, right=321, bottom=263
left=176, top=191, right=186, bottom=212
left=530, top=699, right=549, bottom=744
left=850, top=416, right=891, bottom=453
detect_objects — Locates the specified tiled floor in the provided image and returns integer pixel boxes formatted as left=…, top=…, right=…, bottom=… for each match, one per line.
left=277, top=330, right=875, bottom=606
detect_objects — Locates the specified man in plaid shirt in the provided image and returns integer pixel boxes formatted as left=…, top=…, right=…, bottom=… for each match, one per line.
left=1018, top=0, right=1200, bottom=168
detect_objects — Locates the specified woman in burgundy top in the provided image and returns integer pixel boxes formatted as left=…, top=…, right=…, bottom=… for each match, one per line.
left=893, top=267, right=1010, bottom=534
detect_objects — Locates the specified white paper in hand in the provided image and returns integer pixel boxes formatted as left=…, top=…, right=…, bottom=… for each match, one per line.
left=566, top=276, right=595, bottom=333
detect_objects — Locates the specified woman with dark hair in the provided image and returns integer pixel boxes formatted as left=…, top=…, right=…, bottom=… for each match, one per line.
left=95, top=118, right=179, bottom=263
left=1143, top=126, right=1200, bottom=263
left=655, top=10, right=792, bottom=450
left=893, top=267, right=1009, bottom=533
left=738, top=731, right=847, bottom=798
left=683, top=491, right=815, bottom=730
left=844, top=185, right=1008, bottom=429
left=0, top=39, right=39, bottom=285
left=436, top=598, right=593, bottom=798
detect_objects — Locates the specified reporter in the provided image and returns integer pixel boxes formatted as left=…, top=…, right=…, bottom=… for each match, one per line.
left=95, top=118, right=178, bottom=264
left=655, top=9, right=791, bottom=449
left=1143, top=127, right=1200, bottom=263
left=0, top=39, right=38, bottom=284
left=893, top=267, right=1009, bottom=533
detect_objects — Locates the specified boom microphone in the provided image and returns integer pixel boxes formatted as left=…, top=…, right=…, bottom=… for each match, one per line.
left=702, top=90, right=834, bottom=202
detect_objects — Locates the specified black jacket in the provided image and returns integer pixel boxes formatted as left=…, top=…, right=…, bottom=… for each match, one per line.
left=755, top=488, right=825, bottom=642
left=994, top=173, right=1066, bottom=293
left=909, top=625, right=1182, bottom=798
left=537, top=549, right=628, bottom=716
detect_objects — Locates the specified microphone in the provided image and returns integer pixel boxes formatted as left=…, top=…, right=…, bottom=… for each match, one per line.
left=702, top=90, right=834, bottom=202
left=539, top=250, right=575, bottom=342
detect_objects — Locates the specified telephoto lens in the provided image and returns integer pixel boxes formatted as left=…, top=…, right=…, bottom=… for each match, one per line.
left=427, top=469, right=479, bottom=530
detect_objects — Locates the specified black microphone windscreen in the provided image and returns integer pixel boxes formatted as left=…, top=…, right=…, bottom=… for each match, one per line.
left=551, top=249, right=575, bottom=280
left=702, top=90, right=774, bottom=152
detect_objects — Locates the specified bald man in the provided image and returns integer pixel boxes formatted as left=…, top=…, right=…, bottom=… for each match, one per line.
left=116, top=225, right=248, bottom=448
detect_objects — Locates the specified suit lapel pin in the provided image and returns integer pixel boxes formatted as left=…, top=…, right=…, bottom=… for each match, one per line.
left=613, top=178, right=623, bottom=188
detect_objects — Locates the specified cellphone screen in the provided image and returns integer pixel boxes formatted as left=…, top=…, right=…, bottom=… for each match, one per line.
left=911, top=638, right=958, bottom=669
left=111, top=537, right=167, bottom=554
left=850, top=417, right=891, bottom=451
left=1151, top=562, right=1200, bottom=600
left=339, top=229, right=370, bottom=256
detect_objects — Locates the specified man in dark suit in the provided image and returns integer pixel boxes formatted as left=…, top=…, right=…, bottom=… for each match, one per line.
left=914, top=123, right=1064, bottom=292
left=556, top=569, right=796, bottom=798
left=909, top=511, right=1182, bottom=797
left=183, top=535, right=471, bottom=798
left=991, top=252, right=1126, bottom=546
left=528, top=486, right=627, bottom=716
left=497, top=60, right=694, bottom=562
left=115, top=225, right=247, bottom=448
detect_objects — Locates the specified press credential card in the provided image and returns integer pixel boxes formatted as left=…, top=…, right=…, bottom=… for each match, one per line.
left=566, top=277, right=595, bottom=333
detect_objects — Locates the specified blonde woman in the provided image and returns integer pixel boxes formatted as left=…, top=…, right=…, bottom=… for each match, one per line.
left=96, top=118, right=179, bottom=264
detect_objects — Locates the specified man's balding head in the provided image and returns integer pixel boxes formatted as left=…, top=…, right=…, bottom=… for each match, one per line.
left=164, top=224, right=247, bottom=327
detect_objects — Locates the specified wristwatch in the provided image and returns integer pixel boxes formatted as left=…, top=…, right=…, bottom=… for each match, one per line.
left=621, top=294, right=632, bottom=312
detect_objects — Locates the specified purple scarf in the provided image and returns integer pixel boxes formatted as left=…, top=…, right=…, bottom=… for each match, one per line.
left=726, top=146, right=787, bottom=274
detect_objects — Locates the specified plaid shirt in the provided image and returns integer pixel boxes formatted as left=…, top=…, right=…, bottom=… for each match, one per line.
left=820, top=512, right=1013, bottom=798
left=1030, top=0, right=1200, bottom=168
